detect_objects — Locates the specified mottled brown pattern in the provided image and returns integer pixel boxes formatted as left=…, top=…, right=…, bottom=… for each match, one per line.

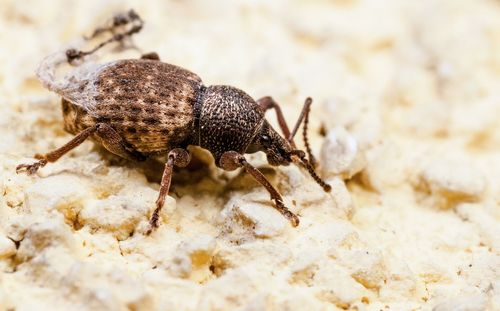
left=63, top=59, right=203, bottom=155
left=62, top=98, right=95, bottom=134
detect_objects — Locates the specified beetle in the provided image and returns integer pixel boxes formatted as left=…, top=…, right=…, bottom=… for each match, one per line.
left=16, top=10, right=331, bottom=234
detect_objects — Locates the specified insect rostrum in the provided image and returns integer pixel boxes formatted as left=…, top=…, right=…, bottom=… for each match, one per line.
left=16, top=10, right=331, bottom=234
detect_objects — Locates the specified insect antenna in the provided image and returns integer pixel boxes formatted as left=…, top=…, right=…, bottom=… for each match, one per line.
left=290, top=150, right=331, bottom=192
left=66, top=9, right=144, bottom=64
left=289, top=97, right=317, bottom=167
left=287, top=97, right=330, bottom=191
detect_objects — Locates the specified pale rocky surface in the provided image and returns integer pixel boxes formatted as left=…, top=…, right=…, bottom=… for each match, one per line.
left=1, top=0, right=500, bottom=310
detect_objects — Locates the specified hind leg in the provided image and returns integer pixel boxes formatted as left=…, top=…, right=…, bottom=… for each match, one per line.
left=65, top=11, right=161, bottom=65
left=93, top=124, right=145, bottom=161
left=85, top=10, right=143, bottom=40
left=257, top=96, right=293, bottom=145
left=17, top=123, right=143, bottom=175
left=66, top=10, right=144, bottom=64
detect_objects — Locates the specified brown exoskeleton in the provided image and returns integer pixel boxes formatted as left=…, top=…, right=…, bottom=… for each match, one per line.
left=17, top=10, right=331, bottom=234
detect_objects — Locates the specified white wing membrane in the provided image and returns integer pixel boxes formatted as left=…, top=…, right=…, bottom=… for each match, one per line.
left=36, top=41, right=114, bottom=113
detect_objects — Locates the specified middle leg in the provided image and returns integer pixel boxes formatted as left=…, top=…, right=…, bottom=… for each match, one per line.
left=147, top=148, right=191, bottom=234
left=66, top=10, right=144, bottom=64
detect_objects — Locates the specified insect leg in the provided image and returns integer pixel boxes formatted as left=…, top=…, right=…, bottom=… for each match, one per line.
left=288, top=97, right=316, bottom=167
left=256, top=96, right=295, bottom=148
left=16, top=124, right=100, bottom=175
left=94, top=123, right=145, bottom=161
left=219, top=151, right=300, bottom=227
left=147, top=148, right=191, bottom=235
left=66, top=10, right=144, bottom=64
left=85, top=9, right=143, bottom=40
left=257, top=96, right=317, bottom=168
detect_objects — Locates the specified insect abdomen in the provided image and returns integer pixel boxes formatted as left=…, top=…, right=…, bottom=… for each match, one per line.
left=62, top=98, right=96, bottom=135
left=88, top=59, right=203, bottom=154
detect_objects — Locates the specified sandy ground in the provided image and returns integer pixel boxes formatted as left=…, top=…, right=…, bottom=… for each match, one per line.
left=1, top=0, right=500, bottom=310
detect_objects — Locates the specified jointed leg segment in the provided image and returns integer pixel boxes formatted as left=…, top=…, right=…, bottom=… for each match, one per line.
left=257, top=97, right=293, bottom=147
left=85, top=10, right=142, bottom=40
left=16, top=123, right=143, bottom=175
left=147, top=148, right=191, bottom=235
left=66, top=9, right=144, bottom=64
left=16, top=124, right=99, bottom=175
left=17, top=122, right=190, bottom=234
left=257, top=96, right=317, bottom=167
left=220, top=151, right=300, bottom=227
left=95, top=124, right=145, bottom=161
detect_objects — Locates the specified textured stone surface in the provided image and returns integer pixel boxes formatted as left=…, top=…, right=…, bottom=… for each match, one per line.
left=1, top=0, right=500, bottom=310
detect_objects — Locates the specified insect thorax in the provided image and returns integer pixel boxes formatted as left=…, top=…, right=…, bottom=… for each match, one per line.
left=196, top=85, right=264, bottom=164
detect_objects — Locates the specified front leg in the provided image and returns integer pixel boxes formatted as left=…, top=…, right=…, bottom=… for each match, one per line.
left=220, top=151, right=300, bottom=227
left=257, top=96, right=317, bottom=168
left=147, top=148, right=191, bottom=235
left=256, top=97, right=293, bottom=147
left=66, top=10, right=143, bottom=64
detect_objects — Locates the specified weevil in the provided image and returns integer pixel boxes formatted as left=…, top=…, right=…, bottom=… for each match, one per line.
left=16, top=10, right=331, bottom=234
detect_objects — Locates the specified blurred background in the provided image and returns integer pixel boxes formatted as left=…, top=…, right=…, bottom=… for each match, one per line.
left=1, top=0, right=500, bottom=310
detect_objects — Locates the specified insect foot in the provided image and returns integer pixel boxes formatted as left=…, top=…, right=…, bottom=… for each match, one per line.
left=276, top=199, right=300, bottom=227
left=146, top=148, right=191, bottom=235
left=16, top=158, right=48, bottom=175
left=220, top=151, right=300, bottom=227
